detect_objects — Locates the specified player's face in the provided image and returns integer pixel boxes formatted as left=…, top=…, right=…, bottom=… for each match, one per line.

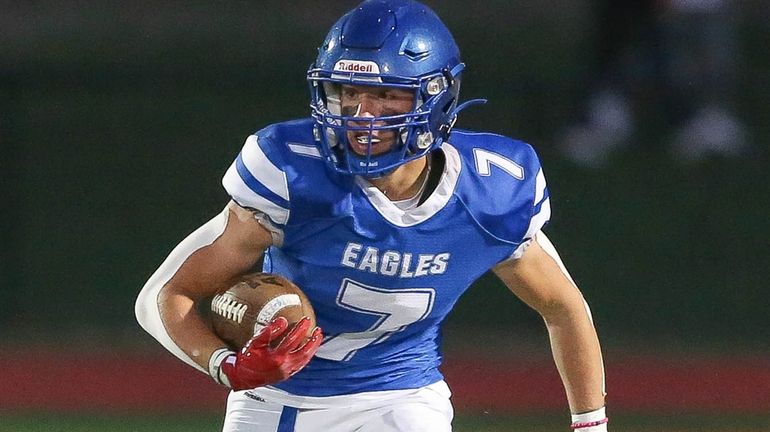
left=340, top=84, right=415, bottom=156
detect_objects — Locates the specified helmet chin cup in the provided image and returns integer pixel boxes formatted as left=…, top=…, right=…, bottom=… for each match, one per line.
left=416, top=131, right=433, bottom=150
left=307, top=0, right=466, bottom=176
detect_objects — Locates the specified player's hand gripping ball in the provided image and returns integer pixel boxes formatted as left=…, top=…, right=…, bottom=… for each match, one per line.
left=210, top=272, right=317, bottom=350
left=210, top=273, right=322, bottom=390
left=221, top=316, right=322, bottom=390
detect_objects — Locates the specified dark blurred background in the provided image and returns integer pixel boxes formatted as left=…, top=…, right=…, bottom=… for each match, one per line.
left=1, top=0, right=769, bottom=423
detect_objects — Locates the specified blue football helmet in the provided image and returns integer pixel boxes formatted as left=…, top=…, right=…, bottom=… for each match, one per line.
left=308, top=0, right=468, bottom=177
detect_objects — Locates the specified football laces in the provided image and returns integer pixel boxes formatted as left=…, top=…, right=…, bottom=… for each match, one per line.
left=211, top=294, right=248, bottom=324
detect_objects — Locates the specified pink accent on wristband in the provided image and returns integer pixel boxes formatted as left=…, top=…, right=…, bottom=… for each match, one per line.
left=571, top=417, right=609, bottom=429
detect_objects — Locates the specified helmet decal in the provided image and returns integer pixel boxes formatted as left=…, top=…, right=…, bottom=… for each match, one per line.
left=333, top=60, right=381, bottom=74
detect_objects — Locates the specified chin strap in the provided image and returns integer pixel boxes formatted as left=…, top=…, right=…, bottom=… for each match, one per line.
left=453, top=98, right=487, bottom=115
left=439, top=98, right=487, bottom=139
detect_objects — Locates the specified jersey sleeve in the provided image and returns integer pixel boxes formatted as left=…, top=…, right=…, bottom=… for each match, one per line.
left=509, top=164, right=550, bottom=259
left=454, top=133, right=551, bottom=260
left=488, top=140, right=551, bottom=260
left=222, top=130, right=291, bottom=229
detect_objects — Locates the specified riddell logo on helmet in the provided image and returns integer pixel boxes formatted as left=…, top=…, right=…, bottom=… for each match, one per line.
left=333, top=60, right=381, bottom=74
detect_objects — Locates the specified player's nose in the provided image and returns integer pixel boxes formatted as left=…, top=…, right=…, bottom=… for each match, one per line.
left=350, top=101, right=386, bottom=129
left=356, top=94, right=384, bottom=117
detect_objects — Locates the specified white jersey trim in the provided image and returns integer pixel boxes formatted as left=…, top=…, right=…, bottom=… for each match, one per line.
left=509, top=198, right=551, bottom=259
left=223, top=165, right=290, bottom=225
left=287, top=142, right=323, bottom=159
left=355, top=143, right=461, bottom=227
left=246, top=380, right=451, bottom=409
left=242, top=135, right=290, bottom=201
left=135, top=208, right=230, bottom=374
left=508, top=167, right=550, bottom=260
left=526, top=198, right=551, bottom=239
left=534, top=167, right=546, bottom=204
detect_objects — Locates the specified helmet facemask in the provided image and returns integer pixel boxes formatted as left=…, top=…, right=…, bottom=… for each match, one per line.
left=307, top=0, right=466, bottom=177
left=309, top=70, right=460, bottom=177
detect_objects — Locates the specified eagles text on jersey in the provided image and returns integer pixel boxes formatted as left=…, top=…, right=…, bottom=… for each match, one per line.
left=222, top=118, right=550, bottom=396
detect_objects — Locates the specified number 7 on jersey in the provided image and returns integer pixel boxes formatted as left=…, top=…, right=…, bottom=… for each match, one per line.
left=315, top=279, right=435, bottom=361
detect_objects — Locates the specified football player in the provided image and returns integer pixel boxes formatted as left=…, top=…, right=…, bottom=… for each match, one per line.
left=135, top=1, right=608, bottom=431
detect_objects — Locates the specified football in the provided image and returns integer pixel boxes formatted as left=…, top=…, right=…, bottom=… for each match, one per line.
left=210, top=272, right=316, bottom=350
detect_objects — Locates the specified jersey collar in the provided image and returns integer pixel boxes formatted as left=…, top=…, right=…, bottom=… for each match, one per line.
left=355, top=143, right=461, bottom=227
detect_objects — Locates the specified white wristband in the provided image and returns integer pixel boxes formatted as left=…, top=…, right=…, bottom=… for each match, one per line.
left=208, top=348, right=236, bottom=388
left=571, top=406, right=608, bottom=431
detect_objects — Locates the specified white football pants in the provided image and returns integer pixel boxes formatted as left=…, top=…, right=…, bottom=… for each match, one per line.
left=222, top=381, right=454, bottom=432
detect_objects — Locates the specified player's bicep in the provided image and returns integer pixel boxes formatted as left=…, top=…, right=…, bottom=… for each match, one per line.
left=164, top=201, right=274, bottom=300
left=223, top=200, right=275, bottom=255
left=492, top=232, right=582, bottom=316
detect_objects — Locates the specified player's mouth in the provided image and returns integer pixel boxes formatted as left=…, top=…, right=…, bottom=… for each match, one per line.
left=356, top=135, right=381, bottom=145
left=348, top=132, right=391, bottom=156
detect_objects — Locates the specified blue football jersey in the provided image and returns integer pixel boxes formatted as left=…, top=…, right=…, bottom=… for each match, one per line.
left=222, top=118, right=550, bottom=397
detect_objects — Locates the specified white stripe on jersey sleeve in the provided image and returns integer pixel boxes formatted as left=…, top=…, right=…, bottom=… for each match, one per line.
left=526, top=198, right=551, bottom=239
left=288, top=142, right=322, bottom=158
left=534, top=168, right=546, bottom=205
left=526, top=167, right=551, bottom=242
left=501, top=167, right=551, bottom=261
left=241, top=135, right=290, bottom=201
left=509, top=198, right=551, bottom=260
left=222, top=164, right=290, bottom=225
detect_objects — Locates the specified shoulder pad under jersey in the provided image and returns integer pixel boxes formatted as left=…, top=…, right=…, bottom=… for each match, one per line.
left=221, top=118, right=344, bottom=229
left=449, top=130, right=551, bottom=252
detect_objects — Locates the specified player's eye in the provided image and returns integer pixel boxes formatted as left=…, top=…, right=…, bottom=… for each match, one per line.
left=386, top=89, right=413, bottom=103
left=384, top=90, right=399, bottom=100
left=340, top=105, right=359, bottom=116
left=342, top=87, right=358, bottom=99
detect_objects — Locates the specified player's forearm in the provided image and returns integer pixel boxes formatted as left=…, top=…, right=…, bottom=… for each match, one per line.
left=136, top=275, right=231, bottom=374
left=543, top=302, right=606, bottom=414
left=135, top=207, right=250, bottom=374
left=157, top=286, right=230, bottom=371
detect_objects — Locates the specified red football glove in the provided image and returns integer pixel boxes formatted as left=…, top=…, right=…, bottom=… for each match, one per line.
left=218, top=316, right=323, bottom=390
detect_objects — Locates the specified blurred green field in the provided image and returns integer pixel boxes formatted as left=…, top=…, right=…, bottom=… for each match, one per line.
left=2, top=413, right=769, bottom=432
